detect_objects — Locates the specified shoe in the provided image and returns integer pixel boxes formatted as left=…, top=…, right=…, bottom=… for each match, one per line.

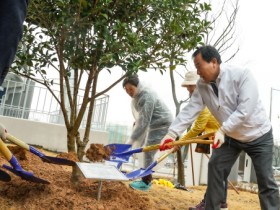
left=189, top=200, right=228, bottom=210
left=189, top=200, right=205, bottom=210
left=129, top=180, right=152, bottom=191
left=220, top=202, right=228, bottom=210
left=174, top=183, right=193, bottom=192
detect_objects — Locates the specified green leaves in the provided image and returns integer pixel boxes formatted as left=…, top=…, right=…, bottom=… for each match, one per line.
left=14, top=0, right=212, bottom=80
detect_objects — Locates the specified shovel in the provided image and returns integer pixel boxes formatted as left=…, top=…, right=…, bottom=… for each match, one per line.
left=2, top=165, right=50, bottom=184
left=6, top=133, right=75, bottom=166
left=105, top=143, right=132, bottom=164
left=107, top=132, right=214, bottom=162
left=0, top=138, right=49, bottom=184
left=125, top=149, right=174, bottom=180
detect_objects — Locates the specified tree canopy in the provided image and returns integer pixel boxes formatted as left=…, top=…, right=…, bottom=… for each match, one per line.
left=15, top=0, right=211, bottom=79
left=11, top=0, right=212, bottom=157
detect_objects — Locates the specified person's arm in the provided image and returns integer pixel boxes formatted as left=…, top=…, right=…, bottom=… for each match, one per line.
left=130, top=94, right=154, bottom=142
left=168, top=88, right=205, bottom=138
left=160, top=89, right=206, bottom=151
left=181, top=108, right=211, bottom=139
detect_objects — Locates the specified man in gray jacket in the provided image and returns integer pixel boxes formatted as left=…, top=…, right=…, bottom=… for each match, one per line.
left=160, top=45, right=279, bottom=210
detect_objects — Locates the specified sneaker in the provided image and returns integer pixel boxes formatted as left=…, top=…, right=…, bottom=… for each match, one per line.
left=189, top=200, right=205, bottom=210
left=189, top=200, right=228, bottom=210
left=220, top=202, right=228, bottom=210
left=129, top=180, right=152, bottom=191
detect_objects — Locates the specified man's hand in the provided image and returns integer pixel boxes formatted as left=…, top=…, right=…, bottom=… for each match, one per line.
left=212, top=129, right=225, bottom=149
left=160, top=139, right=173, bottom=151
left=159, top=133, right=176, bottom=151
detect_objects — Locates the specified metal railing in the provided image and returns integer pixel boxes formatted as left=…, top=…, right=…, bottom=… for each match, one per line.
left=0, top=77, right=109, bottom=130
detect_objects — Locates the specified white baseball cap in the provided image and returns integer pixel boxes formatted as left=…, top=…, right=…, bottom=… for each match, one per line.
left=181, top=71, right=199, bottom=86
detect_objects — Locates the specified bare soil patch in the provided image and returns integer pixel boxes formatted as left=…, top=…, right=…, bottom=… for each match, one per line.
left=0, top=145, right=261, bottom=210
left=86, top=143, right=112, bottom=162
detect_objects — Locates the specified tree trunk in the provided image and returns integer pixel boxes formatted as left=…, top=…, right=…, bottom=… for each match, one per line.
left=67, top=132, right=76, bottom=152
left=71, top=164, right=82, bottom=186
left=176, top=150, right=185, bottom=186
left=76, top=131, right=88, bottom=161
left=168, top=60, right=187, bottom=186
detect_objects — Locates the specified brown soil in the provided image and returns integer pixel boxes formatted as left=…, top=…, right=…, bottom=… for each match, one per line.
left=86, top=143, right=112, bottom=162
left=0, top=145, right=261, bottom=210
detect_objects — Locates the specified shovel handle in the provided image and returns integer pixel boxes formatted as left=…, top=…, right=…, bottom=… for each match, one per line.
left=156, top=150, right=174, bottom=163
left=143, top=139, right=213, bottom=152
left=183, top=132, right=214, bottom=141
left=6, top=134, right=47, bottom=158
left=6, top=133, right=30, bottom=150
left=142, top=132, right=214, bottom=153
left=145, top=149, right=174, bottom=172
left=0, top=138, right=13, bottom=160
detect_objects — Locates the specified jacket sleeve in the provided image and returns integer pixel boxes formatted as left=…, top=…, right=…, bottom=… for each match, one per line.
left=181, top=108, right=211, bottom=139
left=130, top=93, right=155, bottom=141
left=168, top=88, right=205, bottom=137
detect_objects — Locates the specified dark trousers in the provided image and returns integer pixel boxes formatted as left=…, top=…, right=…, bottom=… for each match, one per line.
left=142, top=127, right=169, bottom=184
left=0, top=0, right=29, bottom=85
left=205, top=129, right=280, bottom=210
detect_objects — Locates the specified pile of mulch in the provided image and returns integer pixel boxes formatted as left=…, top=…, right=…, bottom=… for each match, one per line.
left=0, top=145, right=151, bottom=210
left=0, top=145, right=261, bottom=210
left=86, top=143, right=113, bottom=162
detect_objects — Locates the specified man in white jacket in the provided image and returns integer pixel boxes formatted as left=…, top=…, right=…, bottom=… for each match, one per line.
left=160, top=45, right=279, bottom=210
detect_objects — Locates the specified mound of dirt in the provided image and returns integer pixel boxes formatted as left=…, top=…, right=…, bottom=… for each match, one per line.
left=56, top=152, right=79, bottom=162
left=0, top=145, right=151, bottom=210
left=0, top=145, right=261, bottom=210
left=86, top=143, right=113, bottom=162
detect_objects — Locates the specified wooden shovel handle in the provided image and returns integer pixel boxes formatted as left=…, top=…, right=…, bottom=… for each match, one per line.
left=0, top=138, right=13, bottom=160
left=6, top=133, right=30, bottom=150
left=156, top=150, right=174, bottom=163
left=184, top=132, right=214, bottom=141
left=143, top=139, right=213, bottom=152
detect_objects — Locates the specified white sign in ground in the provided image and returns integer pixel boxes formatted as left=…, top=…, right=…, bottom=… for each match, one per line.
left=76, top=162, right=129, bottom=181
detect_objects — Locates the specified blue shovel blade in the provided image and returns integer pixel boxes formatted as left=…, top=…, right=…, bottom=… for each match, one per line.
left=40, top=156, right=76, bottom=166
left=0, top=168, right=11, bottom=182
left=108, top=154, right=130, bottom=163
left=29, top=146, right=75, bottom=166
left=125, top=168, right=154, bottom=180
left=2, top=165, right=50, bottom=184
left=105, top=143, right=132, bottom=154
left=105, top=144, right=133, bottom=162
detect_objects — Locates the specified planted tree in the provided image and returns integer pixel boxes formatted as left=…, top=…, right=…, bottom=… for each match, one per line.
left=12, top=0, right=211, bottom=165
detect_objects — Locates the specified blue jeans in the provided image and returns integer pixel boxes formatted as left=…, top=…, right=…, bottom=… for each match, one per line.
left=0, top=0, right=29, bottom=85
left=205, top=129, right=279, bottom=210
